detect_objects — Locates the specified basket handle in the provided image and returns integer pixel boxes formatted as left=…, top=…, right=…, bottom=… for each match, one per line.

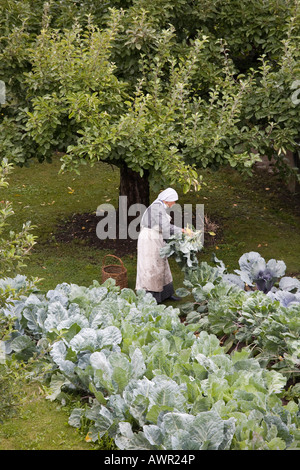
left=102, top=254, right=124, bottom=268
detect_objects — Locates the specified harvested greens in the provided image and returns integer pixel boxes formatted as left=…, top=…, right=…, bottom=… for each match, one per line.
left=160, top=228, right=203, bottom=271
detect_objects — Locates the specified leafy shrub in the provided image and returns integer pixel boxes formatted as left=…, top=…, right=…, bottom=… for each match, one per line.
left=0, top=159, right=37, bottom=282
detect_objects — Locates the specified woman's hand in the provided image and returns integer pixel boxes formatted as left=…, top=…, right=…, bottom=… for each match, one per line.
left=183, top=227, right=193, bottom=236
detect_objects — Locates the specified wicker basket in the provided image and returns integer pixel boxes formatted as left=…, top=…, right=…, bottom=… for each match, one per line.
left=102, top=254, right=128, bottom=289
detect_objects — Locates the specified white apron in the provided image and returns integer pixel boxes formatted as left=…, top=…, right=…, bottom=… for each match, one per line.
left=135, top=219, right=173, bottom=293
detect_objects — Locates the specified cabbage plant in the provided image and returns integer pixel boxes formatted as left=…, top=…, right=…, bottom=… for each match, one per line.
left=234, top=251, right=287, bottom=293
left=180, top=255, right=300, bottom=380
left=160, top=229, right=203, bottom=271
left=1, top=277, right=300, bottom=450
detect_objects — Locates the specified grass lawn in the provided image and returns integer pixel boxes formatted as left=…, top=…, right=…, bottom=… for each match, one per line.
left=2, top=156, right=300, bottom=291
left=1, top=156, right=300, bottom=450
left=0, top=383, right=95, bottom=450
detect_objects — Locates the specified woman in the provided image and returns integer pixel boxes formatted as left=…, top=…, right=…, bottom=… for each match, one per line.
left=135, top=187, right=184, bottom=303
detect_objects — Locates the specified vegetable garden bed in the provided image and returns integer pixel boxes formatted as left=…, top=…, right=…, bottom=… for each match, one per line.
left=1, top=266, right=300, bottom=450
left=1, top=161, right=300, bottom=450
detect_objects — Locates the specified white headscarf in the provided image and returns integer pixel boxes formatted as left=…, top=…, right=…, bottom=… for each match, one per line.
left=156, top=188, right=178, bottom=202
left=141, top=187, right=178, bottom=227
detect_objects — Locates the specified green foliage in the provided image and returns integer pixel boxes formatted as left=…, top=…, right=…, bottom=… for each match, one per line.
left=23, top=17, right=267, bottom=191
left=0, top=160, right=37, bottom=281
left=1, top=2, right=300, bottom=449
left=160, top=229, right=203, bottom=271
left=180, top=253, right=300, bottom=382
left=0, top=1, right=299, bottom=189
left=240, top=14, right=300, bottom=179
left=190, top=0, right=297, bottom=63
left=23, top=20, right=206, bottom=191
left=0, top=115, right=39, bottom=166
left=2, top=2, right=298, bottom=190
left=0, top=360, right=27, bottom=423
left=0, top=275, right=45, bottom=426
left=2, top=277, right=300, bottom=449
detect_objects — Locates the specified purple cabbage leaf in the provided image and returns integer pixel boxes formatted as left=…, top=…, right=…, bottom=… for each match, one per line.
left=234, top=251, right=286, bottom=293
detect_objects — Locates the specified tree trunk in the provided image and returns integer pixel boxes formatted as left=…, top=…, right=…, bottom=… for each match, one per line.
left=119, top=164, right=150, bottom=208
left=286, top=149, right=300, bottom=193
left=293, top=149, right=300, bottom=193
left=117, top=164, right=150, bottom=240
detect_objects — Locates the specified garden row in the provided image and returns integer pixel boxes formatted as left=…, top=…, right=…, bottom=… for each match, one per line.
left=178, top=251, right=300, bottom=384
